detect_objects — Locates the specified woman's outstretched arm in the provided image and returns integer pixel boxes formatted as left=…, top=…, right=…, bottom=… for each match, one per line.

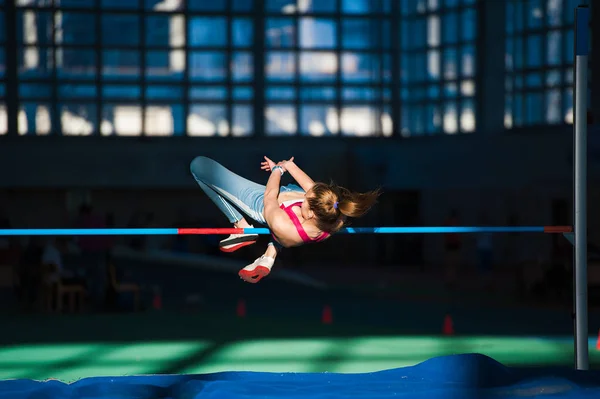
left=283, top=160, right=315, bottom=192
left=263, top=167, right=293, bottom=245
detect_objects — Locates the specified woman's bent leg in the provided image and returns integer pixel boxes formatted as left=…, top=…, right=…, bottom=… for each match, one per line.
left=190, top=156, right=266, bottom=251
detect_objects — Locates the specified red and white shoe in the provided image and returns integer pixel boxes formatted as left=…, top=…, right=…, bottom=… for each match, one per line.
left=219, top=228, right=258, bottom=253
left=238, top=255, right=275, bottom=283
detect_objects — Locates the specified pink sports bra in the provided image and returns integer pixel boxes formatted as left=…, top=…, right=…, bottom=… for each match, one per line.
left=272, top=200, right=330, bottom=244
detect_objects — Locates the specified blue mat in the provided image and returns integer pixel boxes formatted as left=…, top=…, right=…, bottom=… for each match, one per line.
left=1, top=354, right=599, bottom=399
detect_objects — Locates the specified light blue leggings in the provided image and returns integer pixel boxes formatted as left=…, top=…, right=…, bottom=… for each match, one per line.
left=189, top=156, right=304, bottom=234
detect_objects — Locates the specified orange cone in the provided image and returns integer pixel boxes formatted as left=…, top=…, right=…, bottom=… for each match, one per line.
left=236, top=299, right=246, bottom=317
left=442, top=314, right=454, bottom=335
left=322, top=305, right=333, bottom=324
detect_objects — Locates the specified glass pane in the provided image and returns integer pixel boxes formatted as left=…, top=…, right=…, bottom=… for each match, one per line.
left=563, top=88, right=573, bottom=124
left=189, top=86, right=227, bottom=100
left=19, top=83, right=52, bottom=99
left=514, top=37, right=523, bottom=69
left=0, top=12, right=5, bottom=43
left=266, top=18, right=296, bottom=48
left=187, top=0, right=226, bottom=11
left=299, top=18, right=337, bottom=49
left=546, top=69, right=561, bottom=87
left=546, top=31, right=561, bottom=66
left=58, top=84, right=97, bottom=99
left=342, top=0, right=390, bottom=14
left=266, top=86, right=296, bottom=101
left=57, top=49, right=96, bottom=79
left=60, top=103, right=96, bottom=136
left=146, top=85, right=184, bottom=100
left=427, top=49, right=440, bottom=80
left=56, top=12, right=96, bottom=45
left=189, top=52, right=227, bottom=81
left=546, top=0, right=562, bottom=27
left=427, top=15, right=440, bottom=47
left=232, top=52, right=254, bottom=82
left=102, top=15, right=140, bottom=46
left=101, top=0, right=139, bottom=9
left=460, top=80, right=475, bottom=96
left=102, top=85, right=142, bottom=100
left=300, top=105, right=338, bottom=136
left=442, top=102, right=458, bottom=134
left=0, top=102, right=6, bottom=135
left=265, top=0, right=295, bottom=13
left=233, top=0, right=254, bottom=12
left=460, top=98, right=475, bottom=132
left=146, top=50, right=186, bottom=81
left=525, top=92, right=543, bottom=124
left=300, top=87, right=336, bottom=101
left=233, top=87, right=253, bottom=100
left=265, top=105, right=296, bottom=135
left=102, top=50, right=141, bottom=80
left=18, top=103, right=53, bottom=136
left=442, top=12, right=458, bottom=44
left=427, top=103, right=442, bottom=134
left=514, top=1, right=524, bottom=32
left=514, top=93, right=523, bottom=126
left=0, top=83, right=4, bottom=97
left=188, top=17, right=227, bottom=47
left=146, top=15, right=183, bottom=47
left=18, top=46, right=53, bottom=78
left=342, top=19, right=387, bottom=49
left=266, top=52, right=296, bottom=81
left=145, top=104, right=184, bottom=136
left=461, top=8, right=476, bottom=42
left=527, top=0, right=543, bottom=29
left=340, top=106, right=380, bottom=136
left=188, top=104, right=228, bottom=137
left=526, top=35, right=542, bottom=67
left=299, top=52, right=337, bottom=81
left=564, top=30, right=574, bottom=64
left=505, top=2, right=513, bottom=34
left=233, top=18, right=253, bottom=47
left=461, top=45, right=475, bottom=77
left=232, top=105, right=253, bottom=137
left=145, top=0, right=183, bottom=11
left=16, top=11, right=53, bottom=45
left=401, top=20, right=412, bottom=50
left=545, top=89, right=561, bottom=124
left=341, top=53, right=381, bottom=83
left=444, top=82, right=458, bottom=98
left=504, top=94, right=513, bottom=129
left=443, top=47, right=457, bottom=79
left=101, top=104, right=142, bottom=136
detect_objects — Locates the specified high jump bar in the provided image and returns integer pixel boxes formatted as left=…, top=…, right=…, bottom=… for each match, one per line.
left=0, top=226, right=573, bottom=236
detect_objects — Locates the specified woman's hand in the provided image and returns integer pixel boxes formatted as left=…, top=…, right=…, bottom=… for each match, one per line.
left=276, top=156, right=295, bottom=172
left=261, top=156, right=276, bottom=172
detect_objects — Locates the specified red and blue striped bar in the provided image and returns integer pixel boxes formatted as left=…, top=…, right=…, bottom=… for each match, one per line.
left=0, top=226, right=573, bottom=236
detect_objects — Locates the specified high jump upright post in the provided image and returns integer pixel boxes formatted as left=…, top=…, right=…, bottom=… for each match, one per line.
left=574, top=4, right=589, bottom=371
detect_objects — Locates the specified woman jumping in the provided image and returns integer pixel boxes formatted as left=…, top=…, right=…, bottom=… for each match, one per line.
left=189, top=156, right=380, bottom=283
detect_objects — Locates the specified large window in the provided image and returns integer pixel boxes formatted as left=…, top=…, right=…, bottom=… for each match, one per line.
left=0, top=1, right=6, bottom=135
left=399, top=0, right=477, bottom=136
left=505, top=0, right=588, bottom=128
left=12, top=0, right=254, bottom=137
left=265, top=0, right=393, bottom=137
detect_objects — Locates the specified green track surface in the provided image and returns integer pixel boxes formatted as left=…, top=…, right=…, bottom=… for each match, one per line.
left=1, top=311, right=598, bottom=382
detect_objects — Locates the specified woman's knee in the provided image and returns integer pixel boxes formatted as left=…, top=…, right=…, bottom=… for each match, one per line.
left=190, top=156, right=216, bottom=178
